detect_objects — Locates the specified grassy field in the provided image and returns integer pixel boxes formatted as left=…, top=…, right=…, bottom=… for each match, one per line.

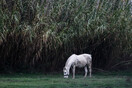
left=0, top=72, right=132, bottom=88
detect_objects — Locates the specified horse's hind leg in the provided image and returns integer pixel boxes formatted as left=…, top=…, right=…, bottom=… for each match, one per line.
left=88, top=63, right=92, bottom=77
left=84, top=66, right=88, bottom=78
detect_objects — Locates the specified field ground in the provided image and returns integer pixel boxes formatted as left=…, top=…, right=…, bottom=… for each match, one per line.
left=0, top=71, right=132, bottom=88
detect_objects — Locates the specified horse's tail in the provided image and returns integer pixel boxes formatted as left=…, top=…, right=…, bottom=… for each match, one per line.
left=89, top=54, right=92, bottom=77
left=89, top=54, right=92, bottom=59
left=89, top=54, right=92, bottom=63
left=90, top=54, right=92, bottom=68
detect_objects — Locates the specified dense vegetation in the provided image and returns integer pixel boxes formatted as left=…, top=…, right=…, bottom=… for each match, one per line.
left=0, top=0, right=132, bottom=73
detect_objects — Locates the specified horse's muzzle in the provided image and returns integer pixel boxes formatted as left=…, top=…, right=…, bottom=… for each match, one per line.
left=64, top=75, right=68, bottom=78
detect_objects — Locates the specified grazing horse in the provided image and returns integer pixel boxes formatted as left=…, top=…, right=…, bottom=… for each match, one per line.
left=63, top=54, right=92, bottom=79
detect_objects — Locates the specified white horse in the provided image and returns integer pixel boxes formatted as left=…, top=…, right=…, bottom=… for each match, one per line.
left=63, top=54, right=92, bottom=79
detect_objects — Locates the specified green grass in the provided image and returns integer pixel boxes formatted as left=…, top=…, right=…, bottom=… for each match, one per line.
left=0, top=72, right=132, bottom=88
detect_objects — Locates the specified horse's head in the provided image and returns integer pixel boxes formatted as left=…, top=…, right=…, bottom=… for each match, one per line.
left=63, top=67, right=69, bottom=78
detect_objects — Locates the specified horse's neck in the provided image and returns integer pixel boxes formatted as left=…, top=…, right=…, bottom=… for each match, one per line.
left=65, top=58, right=74, bottom=71
left=65, top=61, right=72, bottom=71
left=65, top=54, right=77, bottom=71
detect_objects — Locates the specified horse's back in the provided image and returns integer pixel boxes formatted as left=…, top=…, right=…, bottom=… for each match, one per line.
left=82, top=54, right=92, bottom=60
left=79, top=54, right=92, bottom=64
left=66, top=53, right=92, bottom=67
left=75, top=55, right=87, bottom=67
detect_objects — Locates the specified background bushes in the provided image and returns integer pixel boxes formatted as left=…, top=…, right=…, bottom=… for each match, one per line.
left=0, top=0, right=132, bottom=73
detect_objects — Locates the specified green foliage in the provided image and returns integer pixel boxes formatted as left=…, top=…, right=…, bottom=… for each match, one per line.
left=0, top=0, right=132, bottom=72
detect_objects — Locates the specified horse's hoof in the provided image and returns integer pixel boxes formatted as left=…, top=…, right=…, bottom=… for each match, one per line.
left=84, top=77, right=86, bottom=79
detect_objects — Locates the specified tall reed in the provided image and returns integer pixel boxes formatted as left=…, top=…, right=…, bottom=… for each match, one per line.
left=0, top=0, right=132, bottom=72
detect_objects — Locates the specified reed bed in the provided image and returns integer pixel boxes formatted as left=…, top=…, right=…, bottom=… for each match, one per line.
left=0, top=0, right=132, bottom=72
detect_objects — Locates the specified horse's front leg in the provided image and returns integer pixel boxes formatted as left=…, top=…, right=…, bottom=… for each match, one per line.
left=84, top=66, right=88, bottom=78
left=72, top=65, right=76, bottom=79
